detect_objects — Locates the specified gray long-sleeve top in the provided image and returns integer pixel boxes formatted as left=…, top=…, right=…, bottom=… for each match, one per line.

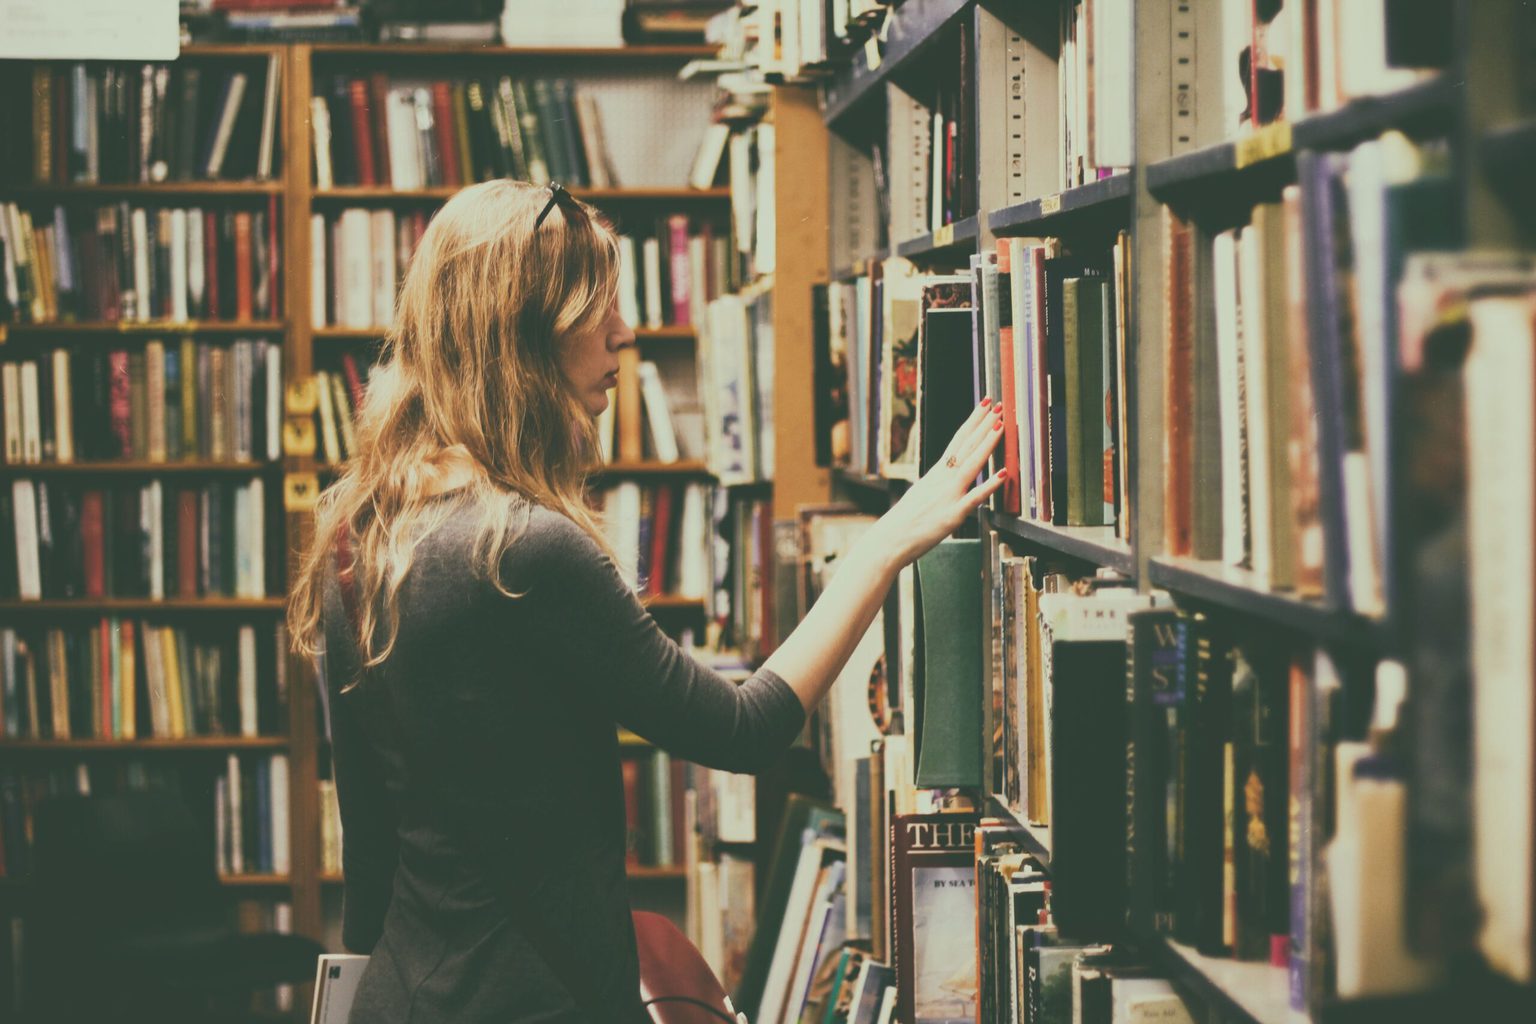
left=321, top=501, right=805, bottom=1023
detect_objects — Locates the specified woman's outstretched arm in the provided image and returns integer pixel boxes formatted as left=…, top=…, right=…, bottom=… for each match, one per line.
left=762, top=400, right=1007, bottom=716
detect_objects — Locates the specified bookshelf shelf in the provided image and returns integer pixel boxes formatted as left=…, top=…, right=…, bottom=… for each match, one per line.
left=1147, top=557, right=1384, bottom=647
left=822, top=0, right=972, bottom=127
left=0, top=460, right=281, bottom=476
left=984, top=796, right=1052, bottom=870
left=311, top=325, right=696, bottom=341
left=595, top=460, right=712, bottom=478
left=310, top=186, right=731, bottom=203
left=625, top=865, right=689, bottom=880
left=989, top=173, right=1135, bottom=237
left=0, top=321, right=285, bottom=337
left=0, top=597, right=286, bottom=613
left=218, top=874, right=293, bottom=888
left=1146, top=76, right=1459, bottom=206
left=892, top=214, right=981, bottom=262
left=832, top=467, right=900, bottom=494
left=831, top=247, right=891, bottom=282
left=642, top=595, right=707, bottom=611
left=984, top=510, right=1135, bottom=575
left=1137, top=934, right=1295, bottom=1024
left=308, top=44, right=719, bottom=60
left=0, top=737, right=288, bottom=752
left=0, top=181, right=283, bottom=199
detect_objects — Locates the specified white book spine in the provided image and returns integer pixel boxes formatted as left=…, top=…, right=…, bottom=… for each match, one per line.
left=226, top=754, right=244, bottom=876
left=642, top=238, right=663, bottom=330
left=1236, top=226, right=1272, bottom=588
left=310, top=212, right=328, bottom=328
left=248, top=477, right=265, bottom=596
left=51, top=349, right=73, bottom=463
left=214, top=776, right=230, bottom=876
left=187, top=208, right=206, bottom=317
left=18, top=361, right=40, bottom=464
left=11, top=480, right=40, bottom=600
left=311, top=96, right=334, bottom=190
left=636, top=361, right=680, bottom=463
left=387, top=90, right=422, bottom=190
left=204, top=73, right=249, bottom=178
left=617, top=236, right=640, bottom=326
left=370, top=209, right=397, bottom=328
left=1212, top=229, right=1246, bottom=568
left=146, top=480, right=163, bottom=600
left=0, top=363, right=18, bottom=463
left=257, top=55, right=281, bottom=181
left=316, top=370, right=340, bottom=464
left=233, top=482, right=250, bottom=597
left=169, top=208, right=189, bottom=322
left=339, top=209, right=374, bottom=329
left=131, top=208, right=150, bottom=322
left=266, top=344, right=283, bottom=460
left=239, top=624, right=259, bottom=737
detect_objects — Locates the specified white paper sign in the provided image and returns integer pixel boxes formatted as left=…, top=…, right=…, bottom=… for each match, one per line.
left=0, top=0, right=180, bottom=61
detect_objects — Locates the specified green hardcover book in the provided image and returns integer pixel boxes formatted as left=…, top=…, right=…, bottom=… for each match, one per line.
left=127, top=351, right=147, bottom=460
left=512, top=80, right=551, bottom=185
left=1189, top=230, right=1224, bottom=561
left=530, top=79, right=571, bottom=184
left=912, top=538, right=982, bottom=788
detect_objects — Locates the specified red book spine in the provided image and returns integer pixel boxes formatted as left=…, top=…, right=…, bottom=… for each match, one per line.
left=267, top=195, right=280, bottom=319
left=647, top=485, right=673, bottom=599
left=204, top=210, right=220, bottom=319
left=81, top=491, right=105, bottom=597
left=233, top=212, right=253, bottom=322
left=369, top=73, right=393, bottom=185
left=108, top=351, right=132, bottom=457
left=347, top=79, right=376, bottom=187
left=667, top=215, right=691, bottom=326
left=341, top=353, right=365, bottom=411
left=430, top=82, right=460, bottom=188
left=1164, top=216, right=1194, bottom=557
left=1031, top=253, right=1051, bottom=517
left=177, top=490, right=198, bottom=596
left=621, top=757, right=642, bottom=867
left=995, top=243, right=1022, bottom=515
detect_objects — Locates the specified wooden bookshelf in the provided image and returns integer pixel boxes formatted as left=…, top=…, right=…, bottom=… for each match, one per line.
left=641, top=595, right=707, bottom=611
left=0, top=320, right=285, bottom=336
left=310, top=186, right=730, bottom=203
left=0, top=598, right=286, bottom=613
left=217, top=874, right=294, bottom=888
left=308, top=43, right=717, bottom=60
left=0, top=182, right=283, bottom=198
left=311, top=325, right=697, bottom=341
left=595, top=460, right=712, bottom=477
left=0, top=737, right=288, bottom=752
left=0, top=461, right=282, bottom=476
left=984, top=510, right=1136, bottom=576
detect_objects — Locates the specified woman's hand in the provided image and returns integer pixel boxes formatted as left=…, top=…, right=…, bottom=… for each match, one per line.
left=872, top=400, right=1008, bottom=566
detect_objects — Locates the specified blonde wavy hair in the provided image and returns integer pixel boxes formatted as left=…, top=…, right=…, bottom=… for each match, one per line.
left=289, top=179, right=620, bottom=669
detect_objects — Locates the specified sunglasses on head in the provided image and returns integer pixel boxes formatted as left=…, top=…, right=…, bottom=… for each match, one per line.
left=534, top=182, right=583, bottom=231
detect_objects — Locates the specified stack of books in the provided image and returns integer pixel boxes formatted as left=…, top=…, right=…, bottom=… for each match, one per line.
left=598, top=481, right=710, bottom=600
left=214, top=752, right=291, bottom=878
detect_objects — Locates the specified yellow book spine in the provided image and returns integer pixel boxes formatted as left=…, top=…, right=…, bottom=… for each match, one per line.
left=162, top=625, right=186, bottom=740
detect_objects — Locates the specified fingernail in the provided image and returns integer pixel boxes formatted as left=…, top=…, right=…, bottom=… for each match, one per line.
left=994, top=421, right=1003, bottom=431
left=999, top=469, right=1010, bottom=481
left=980, top=397, right=992, bottom=407
left=994, top=405, right=1005, bottom=417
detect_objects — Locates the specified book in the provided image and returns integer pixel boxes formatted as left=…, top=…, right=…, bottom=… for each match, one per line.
left=890, top=813, right=980, bottom=1024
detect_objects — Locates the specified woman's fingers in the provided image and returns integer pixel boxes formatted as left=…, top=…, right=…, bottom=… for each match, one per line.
left=964, top=469, right=1008, bottom=509
left=939, top=401, right=996, bottom=465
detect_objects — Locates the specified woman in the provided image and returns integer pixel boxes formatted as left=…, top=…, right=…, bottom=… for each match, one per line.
left=289, top=180, right=1005, bottom=1023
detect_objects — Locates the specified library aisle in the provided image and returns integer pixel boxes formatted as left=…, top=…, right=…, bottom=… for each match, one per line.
left=2, top=2, right=1534, bottom=1023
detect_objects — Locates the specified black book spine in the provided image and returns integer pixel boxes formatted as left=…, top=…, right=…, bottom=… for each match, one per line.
left=1230, top=640, right=1290, bottom=961
left=175, top=67, right=200, bottom=182
left=0, top=488, right=16, bottom=599
left=1127, top=608, right=1180, bottom=936
left=1183, top=612, right=1234, bottom=953
left=1049, top=636, right=1129, bottom=940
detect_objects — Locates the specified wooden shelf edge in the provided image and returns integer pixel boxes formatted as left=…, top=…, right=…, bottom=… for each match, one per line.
left=641, top=595, right=708, bottom=610
left=892, top=214, right=982, bottom=262
left=596, top=460, right=713, bottom=477
left=307, top=43, right=719, bottom=59
left=984, top=795, right=1052, bottom=870
left=309, top=186, right=730, bottom=202
left=218, top=874, right=294, bottom=887
left=988, top=173, right=1136, bottom=237
left=984, top=510, right=1135, bottom=574
left=0, top=737, right=288, bottom=751
left=0, top=321, right=285, bottom=335
left=1147, top=556, right=1383, bottom=646
left=312, top=325, right=696, bottom=339
left=2, top=181, right=284, bottom=197
left=1136, top=933, right=1299, bottom=1024
left=0, top=598, right=286, bottom=612
left=0, top=461, right=281, bottom=475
